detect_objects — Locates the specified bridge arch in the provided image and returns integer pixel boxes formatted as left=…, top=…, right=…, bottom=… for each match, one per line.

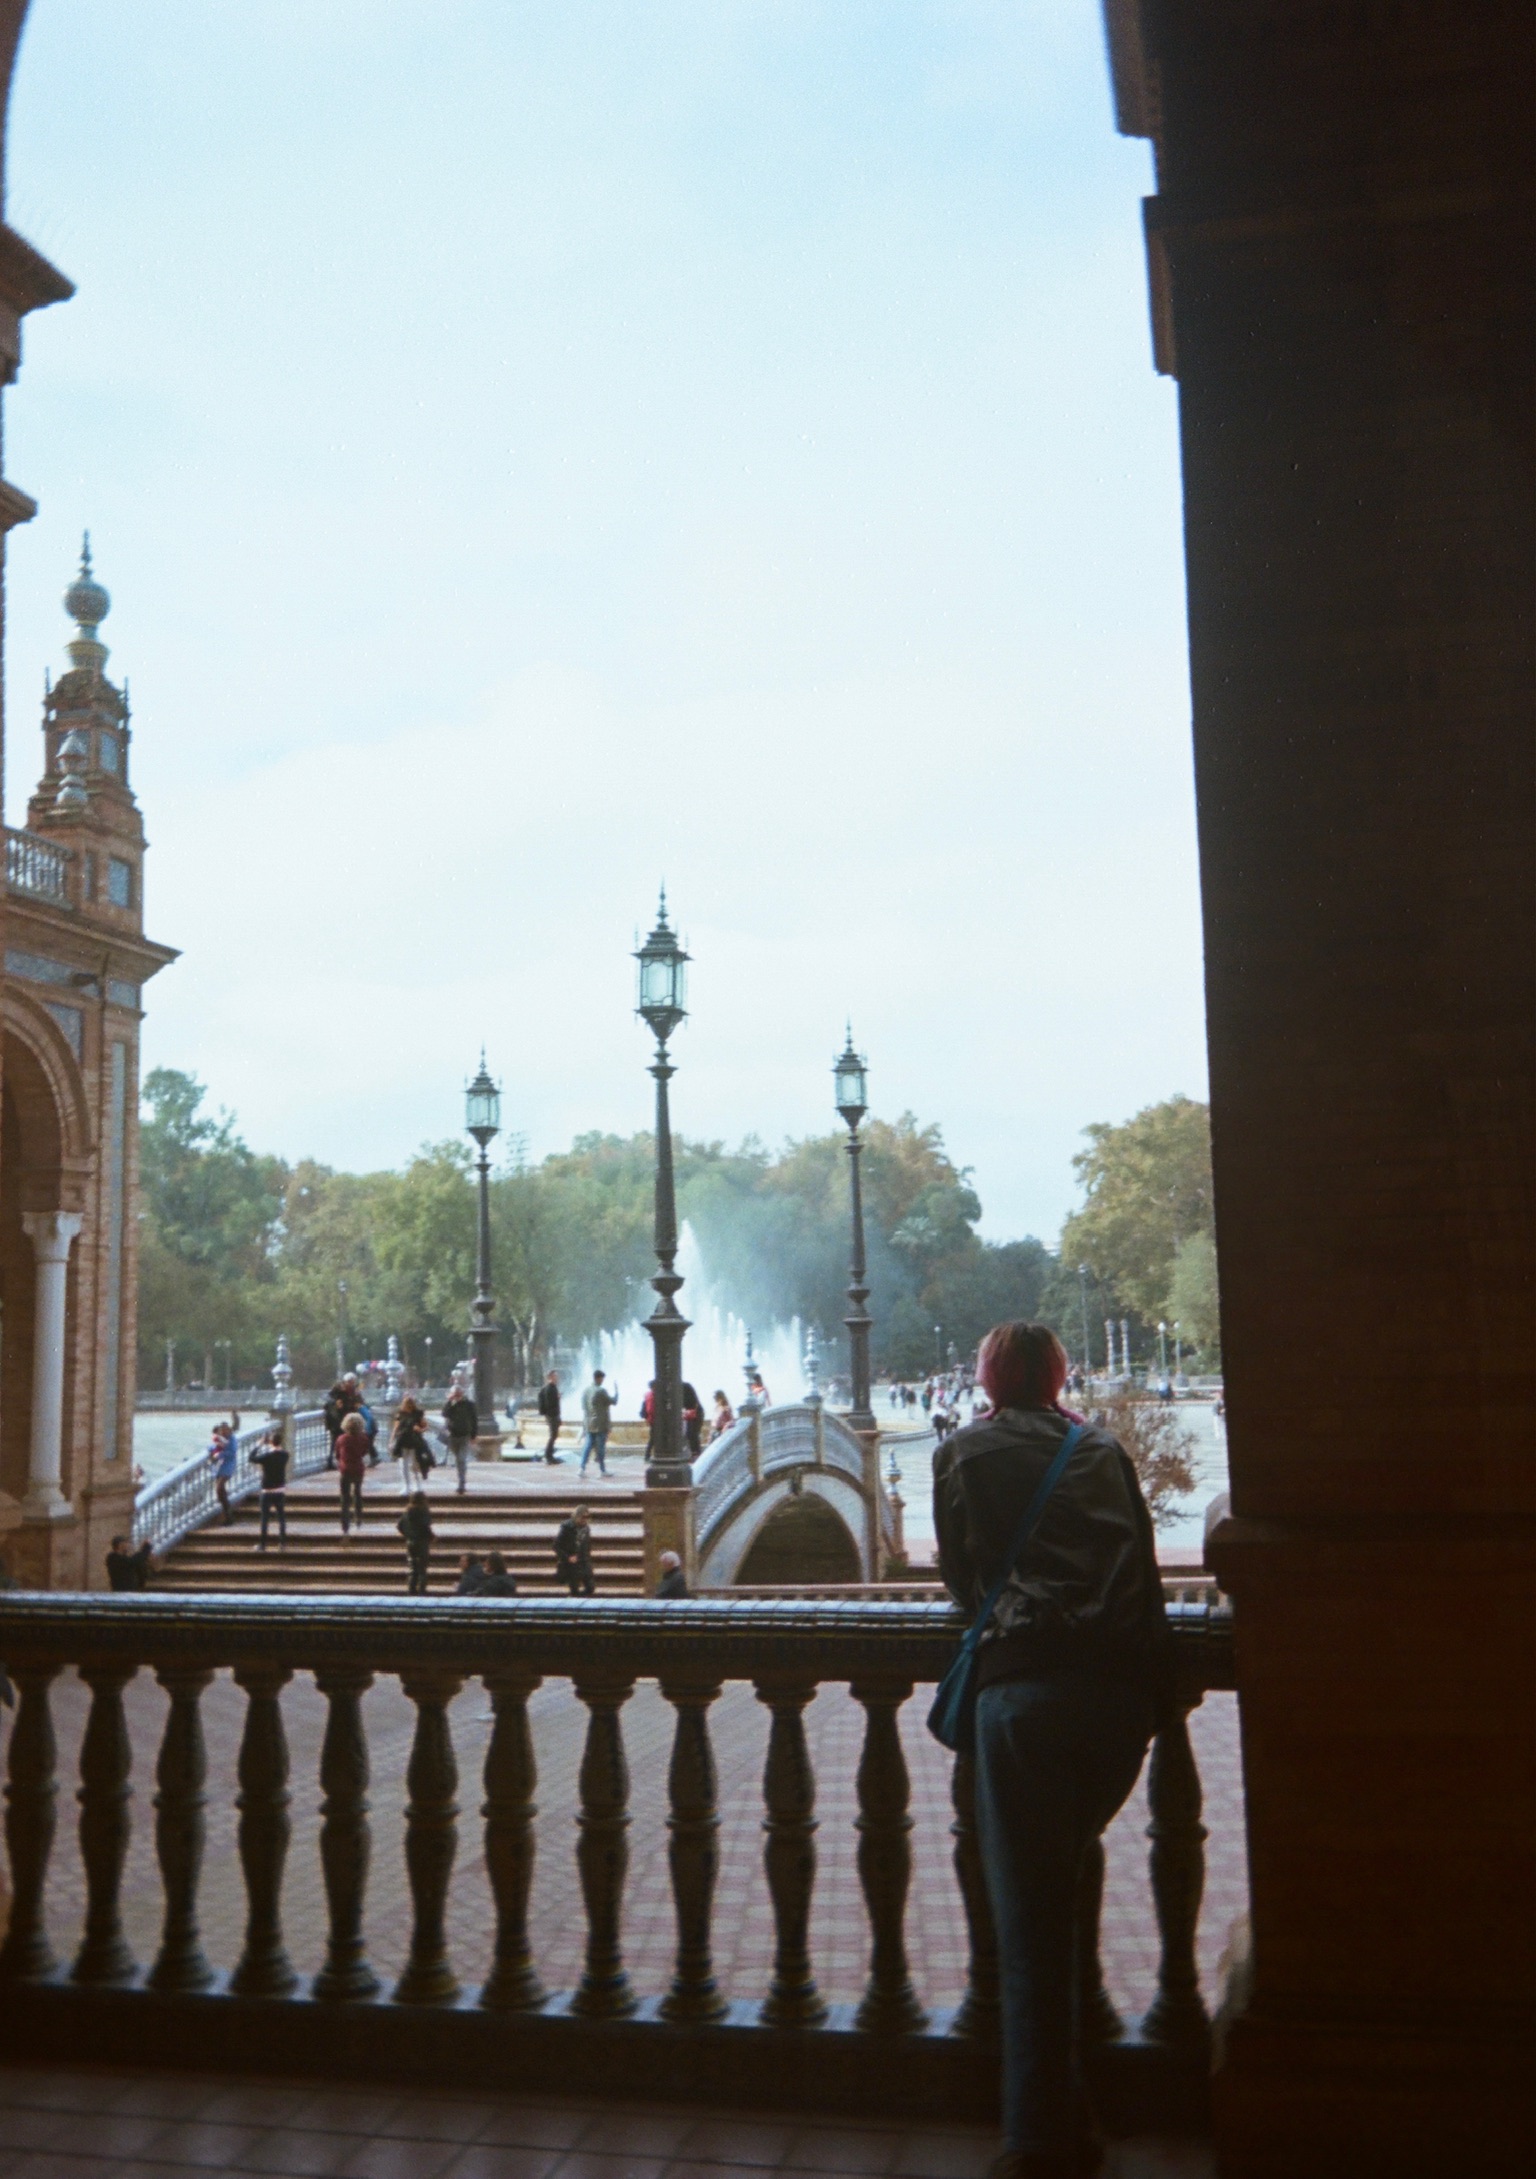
left=692, top=1402, right=894, bottom=1588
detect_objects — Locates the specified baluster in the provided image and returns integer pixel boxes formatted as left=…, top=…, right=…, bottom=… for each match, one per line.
left=1076, top=1832, right=1122, bottom=2043
left=754, top=1675, right=826, bottom=2027
left=659, top=1676, right=726, bottom=2023
left=149, top=1664, right=217, bottom=1992
left=1141, top=1698, right=1211, bottom=2049
left=570, top=1672, right=637, bottom=2018
left=850, top=1675, right=925, bottom=2032
left=394, top=1670, right=463, bottom=2005
left=312, top=1666, right=379, bottom=2001
left=0, top=1664, right=61, bottom=1982
left=479, top=1667, right=545, bottom=2011
left=947, top=1745, right=999, bottom=2039
left=72, top=1662, right=137, bottom=1986
left=230, top=1663, right=297, bottom=1997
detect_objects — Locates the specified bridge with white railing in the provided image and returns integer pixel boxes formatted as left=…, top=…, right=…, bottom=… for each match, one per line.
left=690, top=1399, right=895, bottom=1587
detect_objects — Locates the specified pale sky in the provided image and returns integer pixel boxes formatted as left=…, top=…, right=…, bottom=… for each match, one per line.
left=2, top=1, right=1204, bottom=1243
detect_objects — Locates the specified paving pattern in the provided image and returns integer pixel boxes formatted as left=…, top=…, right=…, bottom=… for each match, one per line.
left=0, top=2062, right=1216, bottom=2177
left=3, top=1665, right=1245, bottom=2023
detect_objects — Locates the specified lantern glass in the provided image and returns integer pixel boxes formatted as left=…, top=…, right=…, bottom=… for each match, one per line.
left=465, top=1061, right=501, bottom=1141
left=635, top=895, right=689, bottom=1038
left=834, top=1037, right=867, bottom=1120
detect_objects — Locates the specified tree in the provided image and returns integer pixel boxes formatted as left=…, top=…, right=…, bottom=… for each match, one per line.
left=1090, top=1389, right=1198, bottom=1528
left=136, top=1069, right=285, bottom=1381
left=1058, top=1095, right=1214, bottom=1326
left=1167, top=1229, right=1221, bottom=1364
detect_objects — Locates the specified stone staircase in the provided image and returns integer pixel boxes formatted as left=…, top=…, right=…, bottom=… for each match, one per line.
left=149, top=1482, right=646, bottom=1596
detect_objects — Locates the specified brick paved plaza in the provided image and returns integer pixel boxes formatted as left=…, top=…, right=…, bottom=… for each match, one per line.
left=9, top=1667, right=1245, bottom=2022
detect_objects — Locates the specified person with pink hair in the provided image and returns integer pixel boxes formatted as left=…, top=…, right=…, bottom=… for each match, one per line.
left=933, top=1321, right=1170, bottom=2178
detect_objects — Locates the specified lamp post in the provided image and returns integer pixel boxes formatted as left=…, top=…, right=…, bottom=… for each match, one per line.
left=834, top=1029, right=876, bottom=1434
left=1159, top=1319, right=1168, bottom=1376
left=1078, top=1263, right=1093, bottom=1380
left=465, top=1055, right=503, bottom=1456
left=636, top=892, right=692, bottom=1486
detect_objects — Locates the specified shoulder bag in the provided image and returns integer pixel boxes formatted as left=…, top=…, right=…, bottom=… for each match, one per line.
left=926, top=1422, right=1085, bottom=1751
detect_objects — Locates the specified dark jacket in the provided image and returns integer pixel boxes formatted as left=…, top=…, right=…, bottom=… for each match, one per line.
left=933, top=1405, right=1169, bottom=1691
left=479, top=1570, right=519, bottom=1596
left=555, top=1517, right=592, bottom=1572
left=655, top=1565, right=689, bottom=1600
left=106, top=1542, right=153, bottom=1593
left=537, top=1381, right=561, bottom=1422
left=455, top=1560, right=487, bottom=1595
left=253, top=1446, right=289, bottom=1492
left=444, top=1394, right=478, bottom=1441
left=398, top=1501, right=433, bottom=1555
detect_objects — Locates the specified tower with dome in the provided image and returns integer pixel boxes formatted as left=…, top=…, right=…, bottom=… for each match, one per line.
left=0, top=539, right=177, bottom=1587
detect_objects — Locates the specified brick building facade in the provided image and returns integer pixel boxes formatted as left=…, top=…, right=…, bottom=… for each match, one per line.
left=0, top=542, right=175, bottom=1588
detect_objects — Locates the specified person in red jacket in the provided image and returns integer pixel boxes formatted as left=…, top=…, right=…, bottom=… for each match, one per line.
left=336, top=1411, right=369, bottom=1534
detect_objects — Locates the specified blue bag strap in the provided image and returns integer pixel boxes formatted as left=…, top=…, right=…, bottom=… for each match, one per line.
left=957, top=1421, right=1085, bottom=1661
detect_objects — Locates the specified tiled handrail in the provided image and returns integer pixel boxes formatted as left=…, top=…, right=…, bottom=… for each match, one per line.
left=132, top=1409, right=328, bottom=1555
left=4, top=827, right=72, bottom=904
left=0, top=1593, right=1233, bottom=2123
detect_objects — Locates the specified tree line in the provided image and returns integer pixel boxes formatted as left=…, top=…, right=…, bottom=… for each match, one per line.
left=137, top=1068, right=1220, bottom=1392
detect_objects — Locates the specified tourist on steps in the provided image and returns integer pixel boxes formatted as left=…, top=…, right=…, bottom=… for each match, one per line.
left=933, top=1321, right=1169, bottom=2178
left=206, top=1413, right=241, bottom=1523
left=578, top=1369, right=615, bottom=1476
left=710, top=1390, right=734, bottom=1441
left=536, top=1370, right=562, bottom=1462
left=454, top=1551, right=486, bottom=1595
left=654, top=1549, right=688, bottom=1599
left=478, top=1549, right=519, bottom=1596
left=391, top=1397, right=433, bottom=1493
left=398, top=1491, right=433, bottom=1594
left=554, top=1503, right=596, bottom=1596
left=251, top=1426, right=289, bottom=1551
left=443, top=1382, right=478, bottom=1494
left=336, top=1412, right=369, bottom=1535
left=105, top=1534, right=154, bottom=1591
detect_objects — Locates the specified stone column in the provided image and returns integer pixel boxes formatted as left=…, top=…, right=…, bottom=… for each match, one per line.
left=20, top=1212, right=82, bottom=1520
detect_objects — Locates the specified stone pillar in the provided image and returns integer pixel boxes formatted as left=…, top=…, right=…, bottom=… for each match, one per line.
left=1105, top=4, right=1533, bottom=2169
left=20, top=1211, right=82, bottom=1520
left=640, top=1485, right=696, bottom=1595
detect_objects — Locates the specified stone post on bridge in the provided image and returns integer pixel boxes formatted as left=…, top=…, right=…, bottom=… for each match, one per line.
left=640, top=1484, right=697, bottom=1597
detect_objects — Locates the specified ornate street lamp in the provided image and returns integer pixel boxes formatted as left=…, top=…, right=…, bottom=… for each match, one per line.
left=636, top=891, right=692, bottom=1486
left=834, top=1028, right=876, bottom=1434
left=465, top=1053, right=503, bottom=1453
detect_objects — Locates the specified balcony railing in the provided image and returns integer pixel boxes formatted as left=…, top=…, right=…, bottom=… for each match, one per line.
left=0, top=1592, right=1233, bottom=2128
left=4, top=827, right=72, bottom=905
left=133, top=1409, right=328, bottom=1555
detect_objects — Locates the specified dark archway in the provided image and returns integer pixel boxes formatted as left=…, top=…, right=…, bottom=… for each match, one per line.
left=734, top=1492, right=862, bottom=1586
left=0, top=1030, right=63, bottom=1505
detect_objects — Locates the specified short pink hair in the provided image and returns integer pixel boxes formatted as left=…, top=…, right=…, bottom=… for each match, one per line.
left=977, top=1322, right=1068, bottom=1411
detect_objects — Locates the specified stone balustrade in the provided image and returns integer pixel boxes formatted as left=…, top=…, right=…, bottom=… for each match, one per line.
left=0, top=1593, right=1233, bottom=2126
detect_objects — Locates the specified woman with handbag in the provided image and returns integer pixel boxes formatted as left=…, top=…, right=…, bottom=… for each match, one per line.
left=391, top=1397, right=433, bottom=1494
left=932, top=1322, right=1170, bottom=2179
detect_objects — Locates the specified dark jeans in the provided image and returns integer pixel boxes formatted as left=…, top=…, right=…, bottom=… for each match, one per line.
left=339, top=1473, right=364, bottom=1531
left=544, top=1420, right=560, bottom=1460
left=974, top=1669, right=1154, bottom=2158
left=407, top=1549, right=430, bottom=1596
left=561, top=1564, right=596, bottom=1596
left=258, top=1490, right=286, bottom=1546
